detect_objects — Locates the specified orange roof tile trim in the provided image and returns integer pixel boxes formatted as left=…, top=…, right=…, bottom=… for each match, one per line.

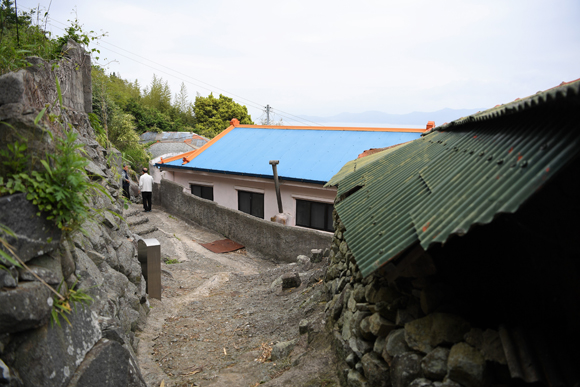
left=182, top=124, right=236, bottom=164
left=158, top=149, right=198, bottom=164
left=236, top=124, right=426, bottom=133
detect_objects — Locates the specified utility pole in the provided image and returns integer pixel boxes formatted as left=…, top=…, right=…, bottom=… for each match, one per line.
left=266, top=105, right=271, bottom=125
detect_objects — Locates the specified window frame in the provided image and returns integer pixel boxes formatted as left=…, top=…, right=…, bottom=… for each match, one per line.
left=189, top=183, right=214, bottom=201
left=295, top=198, right=334, bottom=232
left=237, top=190, right=265, bottom=219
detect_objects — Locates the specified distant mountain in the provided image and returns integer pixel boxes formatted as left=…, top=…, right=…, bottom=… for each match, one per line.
left=299, top=108, right=483, bottom=126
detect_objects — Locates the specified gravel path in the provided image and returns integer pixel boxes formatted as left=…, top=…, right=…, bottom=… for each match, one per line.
left=126, top=204, right=339, bottom=387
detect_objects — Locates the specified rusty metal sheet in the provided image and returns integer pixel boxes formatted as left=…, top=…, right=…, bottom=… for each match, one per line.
left=200, top=239, right=244, bottom=253
left=327, top=79, right=580, bottom=278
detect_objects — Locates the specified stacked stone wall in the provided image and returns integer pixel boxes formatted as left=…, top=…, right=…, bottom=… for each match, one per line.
left=324, top=210, right=508, bottom=387
left=0, top=42, right=147, bottom=386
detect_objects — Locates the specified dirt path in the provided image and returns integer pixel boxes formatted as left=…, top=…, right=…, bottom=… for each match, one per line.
left=126, top=204, right=339, bottom=387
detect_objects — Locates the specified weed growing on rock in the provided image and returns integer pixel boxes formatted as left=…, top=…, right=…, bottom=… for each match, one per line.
left=51, top=279, right=93, bottom=327
left=0, top=128, right=110, bottom=233
left=0, top=78, right=113, bottom=235
left=0, top=223, right=20, bottom=268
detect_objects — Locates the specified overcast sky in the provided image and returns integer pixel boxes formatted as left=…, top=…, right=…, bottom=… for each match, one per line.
left=18, top=0, right=580, bottom=125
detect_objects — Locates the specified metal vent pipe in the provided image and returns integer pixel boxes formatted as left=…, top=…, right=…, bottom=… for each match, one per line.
left=269, top=160, right=283, bottom=213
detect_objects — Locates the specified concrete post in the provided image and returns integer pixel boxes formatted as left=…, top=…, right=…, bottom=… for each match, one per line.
left=137, top=238, right=161, bottom=300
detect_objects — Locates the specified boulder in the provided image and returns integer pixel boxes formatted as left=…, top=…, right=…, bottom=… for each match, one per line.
left=390, top=353, right=423, bottom=387
left=87, top=250, right=106, bottom=266
left=396, top=304, right=420, bottom=326
left=299, top=319, right=309, bottom=334
left=333, top=331, right=353, bottom=361
left=352, top=310, right=372, bottom=338
left=310, top=248, right=323, bottom=263
left=100, top=211, right=119, bottom=230
left=441, top=377, right=463, bottom=387
left=346, top=369, right=369, bottom=387
left=84, top=160, right=106, bottom=180
left=10, top=306, right=102, bottom=387
left=326, top=265, right=340, bottom=281
left=464, top=328, right=506, bottom=364
left=17, top=262, right=61, bottom=285
left=339, top=241, right=349, bottom=255
left=421, top=347, right=450, bottom=380
left=361, top=351, right=390, bottom=387
left=368, top=313, right=396, bottom=337
left=405, top=313, right=470, bottom=353
left=410, top=378, right=434, bottom=387
left=115, top=239, right=136, bottom=277
left=60, top=244, right=76, bottom=280
left=346, top=353, right=357, bottom=368
left=369, top=301, right=398, bottom=321
left=383, top=329, right=411, bottom=363
left=420, top=283, right=447, bottom=315
left=281, top=272, right=301, bottom=288
left=359, top=316, right=375, bottom=341
left=0, top=266, right=18, bottom=288
left=66, top=338, right=146, bottom=387
left=297, top=254, right=311, bottom=269
left=271, top=339, right=298, bottom=361
left=365, top=284, right=400, bottom=304
left=0, top=281, right=52, bottom=334
left=74, top=248, right=104, bottom=288
left=373, top=335, right=387, bottom=355
left=447, top=342, right=487, bottom=387
left=353, top=283, right=366, bottom=302
left=342, top=310, right=354, bottom=341
left=348, top=290, right=358, bottom=313
left=0, top=193, right=61, bottom=264
left=348, top=337, right=374, bottom=359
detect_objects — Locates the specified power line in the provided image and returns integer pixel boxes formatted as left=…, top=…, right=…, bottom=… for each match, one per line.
left=18, top=3, right=323, bottom=126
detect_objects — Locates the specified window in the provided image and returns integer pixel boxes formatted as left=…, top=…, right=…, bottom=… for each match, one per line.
left=296, top=199, right=334, bottom=232
left=190, top=184, right=213, bottom=201
left=238, top=190, right=264, bottom=218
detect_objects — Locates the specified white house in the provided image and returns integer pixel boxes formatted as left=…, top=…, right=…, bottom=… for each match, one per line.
left=154, top=119, right=425, bottom=232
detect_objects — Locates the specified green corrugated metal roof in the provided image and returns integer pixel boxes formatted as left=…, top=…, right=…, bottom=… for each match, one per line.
left=327, top=79, right=580, bottom=277
left=327, top=142, right=410, bottom=187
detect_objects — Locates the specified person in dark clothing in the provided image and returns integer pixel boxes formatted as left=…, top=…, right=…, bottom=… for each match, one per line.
left=122, top=165, right=131, bottom=199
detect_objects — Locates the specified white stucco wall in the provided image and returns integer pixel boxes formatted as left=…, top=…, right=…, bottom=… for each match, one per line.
left=161, top=169, right=337, bottom=228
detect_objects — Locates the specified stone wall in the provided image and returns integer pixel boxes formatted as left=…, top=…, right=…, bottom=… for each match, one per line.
left=156, top=179, right=332, bottom=263
left=0, top=42, right=147, bottom=386
left=324, top=210, right=509, bottom=387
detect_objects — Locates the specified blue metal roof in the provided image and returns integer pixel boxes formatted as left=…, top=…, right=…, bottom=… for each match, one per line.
left=159, top=127, right=423, bottom=184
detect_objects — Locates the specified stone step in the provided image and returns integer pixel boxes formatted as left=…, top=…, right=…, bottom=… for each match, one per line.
left=135, top=225, right=158, bottom=236
left=128, top=217, right=149, bottom=227
left=124, top=209, right=142, bottom=218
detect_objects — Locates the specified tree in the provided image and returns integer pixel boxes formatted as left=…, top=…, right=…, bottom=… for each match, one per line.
left=142, top=74, right=171, bottom=113
left=193, top=93, right=253, bottom=138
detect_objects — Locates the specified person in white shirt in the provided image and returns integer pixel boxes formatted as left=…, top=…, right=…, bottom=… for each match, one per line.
left=138, top=168, right=154, bottom=212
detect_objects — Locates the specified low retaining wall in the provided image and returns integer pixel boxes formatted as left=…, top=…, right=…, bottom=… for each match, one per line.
left=154, top=179, right=332, bottom=262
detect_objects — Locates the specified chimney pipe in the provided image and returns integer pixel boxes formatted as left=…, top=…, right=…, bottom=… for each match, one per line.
left=269, top=160, right=283, bottom=213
